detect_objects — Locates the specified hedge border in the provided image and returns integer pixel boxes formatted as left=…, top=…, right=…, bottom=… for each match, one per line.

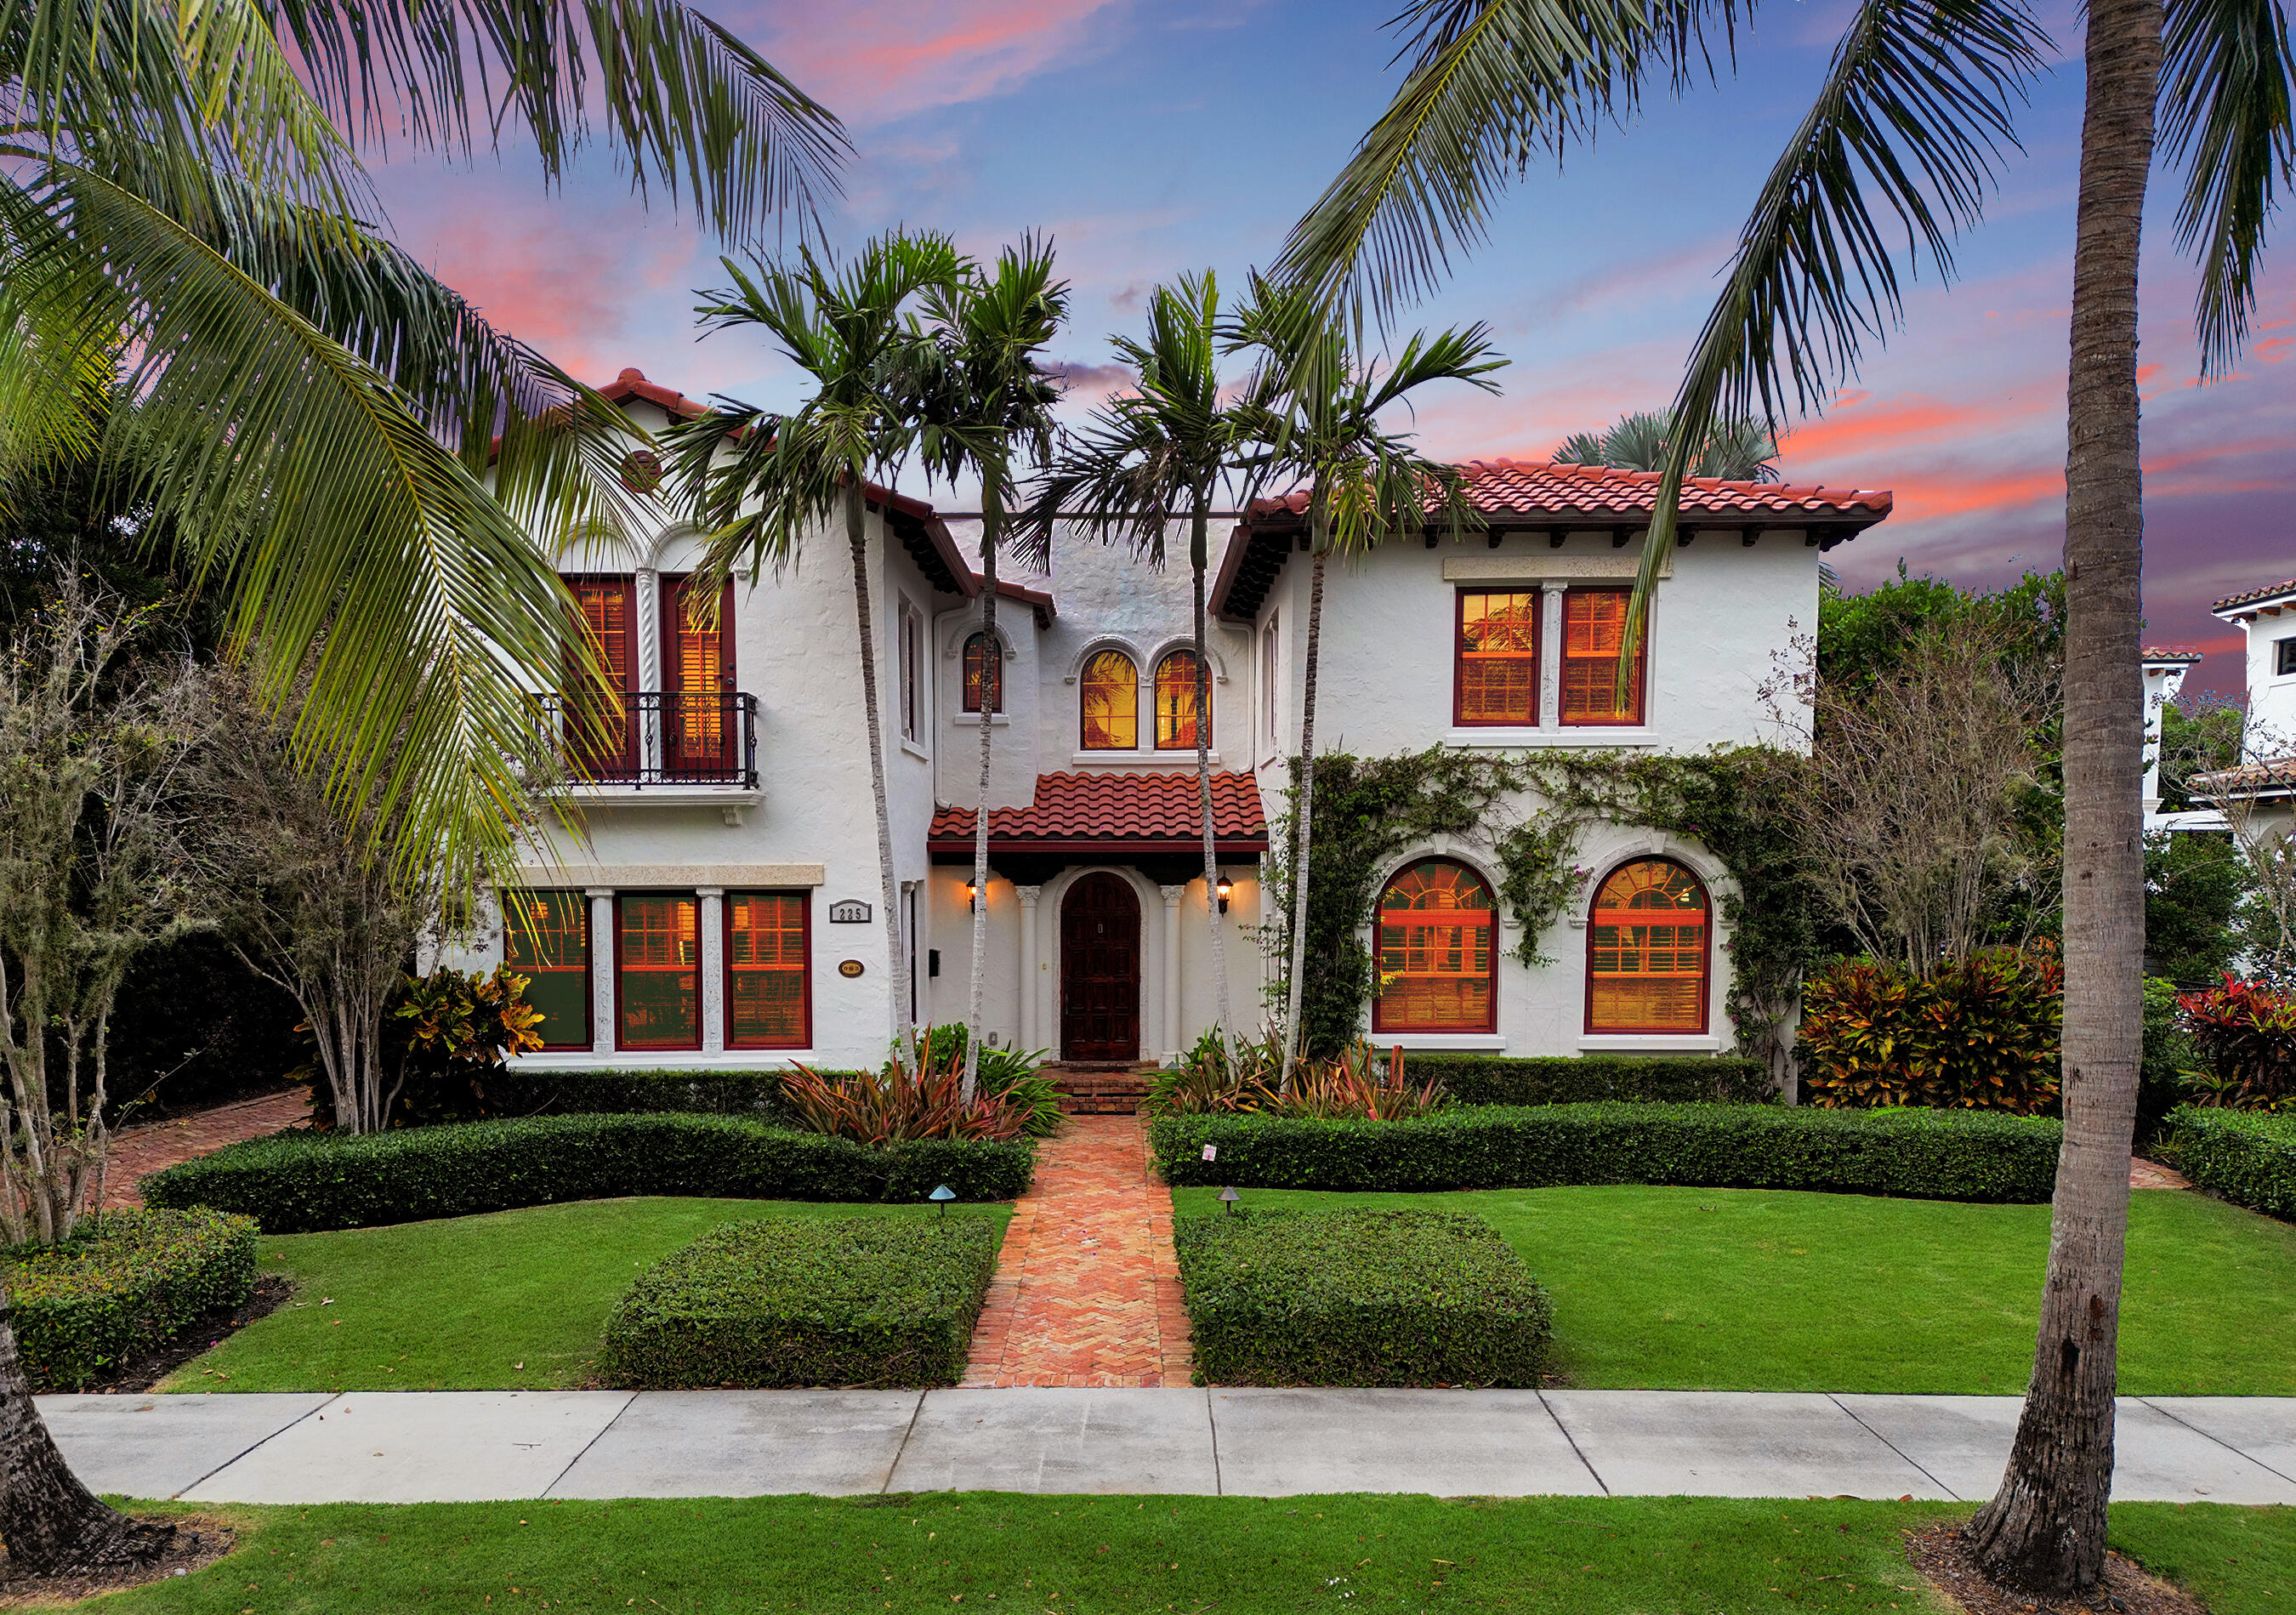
left=1403, top=1054, right=1773, bottom=1107
left=2161, top=1105, right=2296, bottom=1220
left=8, top=1208, right=259, bottom=1390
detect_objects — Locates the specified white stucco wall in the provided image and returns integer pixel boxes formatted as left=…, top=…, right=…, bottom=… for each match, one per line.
left=2235, top=600, right=2296, bottom=753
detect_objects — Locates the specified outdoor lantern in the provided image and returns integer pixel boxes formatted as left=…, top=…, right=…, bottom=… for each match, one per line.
left=929, top=1184, right=957, bottom=1222
left=1219, top=1186, right=1241, bottom=1216
left=1215, top=873, right=1234, bottom=914
left=963, top=879, right=979, bottom=903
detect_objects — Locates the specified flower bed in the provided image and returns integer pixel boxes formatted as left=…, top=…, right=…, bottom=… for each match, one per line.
left=140, top=1112, right=1035, bottom=1232
left=598, top=1214, right=998, bottom=1388
left=1174, top=1208, right=1550, bottom=1386
left=8, top=1208, right=258, bottom=1390
left=2161, top=1105, right=2296, bottom=1220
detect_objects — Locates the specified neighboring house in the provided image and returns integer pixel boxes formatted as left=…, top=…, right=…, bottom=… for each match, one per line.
left=2189, top=577, right=2296, bottom=844
left=2143, top=648, right=2209, bottom=831
left=457, top=374, right=1895, bottom=1069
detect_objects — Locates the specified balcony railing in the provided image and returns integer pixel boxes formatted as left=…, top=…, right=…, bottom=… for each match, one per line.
left=535, top=691, right=760, bottom=788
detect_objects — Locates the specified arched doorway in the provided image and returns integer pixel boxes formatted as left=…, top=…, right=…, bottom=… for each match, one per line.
left=1060, top=873, right=1140, bottom=1061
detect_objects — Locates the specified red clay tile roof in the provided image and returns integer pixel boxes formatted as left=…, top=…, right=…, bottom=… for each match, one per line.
left=2142, top=646, right=2205, bottom=663
left=968, top=572, right=1057, bottom=626
left=928, top=771, right=1269, bottom=855
left=2214, top=577, right=2296, bottom=614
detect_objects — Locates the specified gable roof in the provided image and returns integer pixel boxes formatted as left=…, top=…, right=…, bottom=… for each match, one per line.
left=927, top=771, right=1268, bottom=857
left=1209, top=457, right=1893, bottom=623
left=2214, top=577, right=2296, bottom=617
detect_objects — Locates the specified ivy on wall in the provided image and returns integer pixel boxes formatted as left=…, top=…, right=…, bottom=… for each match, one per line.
left=1262, top=745, right=1819, bottom=1074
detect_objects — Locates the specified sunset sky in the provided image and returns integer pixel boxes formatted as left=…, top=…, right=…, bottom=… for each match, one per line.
left=374, top=0, right=2292, bottom=696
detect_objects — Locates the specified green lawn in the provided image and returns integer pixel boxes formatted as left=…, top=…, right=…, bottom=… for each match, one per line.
left=167, top=1197, right=1011, bottom=1393
left=83, top=1495, right=2296, bottom=1614
left=1169, top=1184, right=2296, bottom=1395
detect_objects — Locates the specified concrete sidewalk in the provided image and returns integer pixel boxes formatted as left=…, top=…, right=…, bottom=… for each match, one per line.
left=39, top=1388, right=2296, bottom=1506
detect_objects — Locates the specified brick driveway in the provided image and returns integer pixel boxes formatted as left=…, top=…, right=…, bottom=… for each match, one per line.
left=102, top=1088, right=311, bottom=1208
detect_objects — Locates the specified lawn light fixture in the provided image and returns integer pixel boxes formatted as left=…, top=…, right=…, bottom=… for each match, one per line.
left=1219, top=1186, right=1241, bottom=1216
left=1215, top=873, right=1234, bottom=914
left=930, top=1184, right=956, bottom=1222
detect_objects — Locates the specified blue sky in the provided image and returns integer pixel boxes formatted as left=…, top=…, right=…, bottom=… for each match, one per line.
left=370, top=0, right=2293, bottom=695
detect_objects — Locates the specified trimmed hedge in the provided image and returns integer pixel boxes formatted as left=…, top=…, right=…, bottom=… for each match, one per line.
left=8, top=1208, right=258, bottom=1390
left=1407, top=1054, right=1774, bottom=1107
left=1153, top=1102, right=2061, bottom=1202
left=599, top=1215, right=997, bottom=1388
left=1175, top=1208, right=1550, bottom=1387
left=2161, top=1105, right=2296, bottom=1220
left=140, top=1112, right=1036, bottom=1232
left=317, top=1068, right=801, bottom=1130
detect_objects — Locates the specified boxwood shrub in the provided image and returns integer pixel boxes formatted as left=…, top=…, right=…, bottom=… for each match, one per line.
left=599, top=1214, right=998, bottom=1388
left=1174, top=1208, right=1550, bottom=1387
left=1407, top=1054, right=1773, bottom=1107
left=314, top=1068, right=801, bottom=1130
left=140, top=1112, right=1036, bottom=1232
left=1154, top=1102, right=2060, bottom=1203
left=9, top=1208, right=258, bottom=1390
left=2160, top=1105, right=2296, bottom=1220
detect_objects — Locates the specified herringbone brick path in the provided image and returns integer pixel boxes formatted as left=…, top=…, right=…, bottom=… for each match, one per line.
left=103, top=1088, right=311, bottom=1208
left=963, top=1112, right=1192, bottom=1387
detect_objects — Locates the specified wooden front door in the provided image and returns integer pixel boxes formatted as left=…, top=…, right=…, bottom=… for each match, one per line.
left=1060, top=873, right=1140, bottom=1061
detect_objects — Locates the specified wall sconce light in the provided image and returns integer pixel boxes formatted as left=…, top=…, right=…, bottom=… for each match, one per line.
left=1215, top=874, right=1234, bottom=915
left=963, top=879, right=979, bottom=904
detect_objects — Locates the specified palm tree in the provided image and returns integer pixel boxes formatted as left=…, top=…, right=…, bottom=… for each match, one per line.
left=662, top=233, right=964, bottom=1049
left=1554, top=408, right=1781, bottom=481
left=907, top=238, right=1071, bottom=1100
left=1227, top=282, right=1504, bottom=1082
left=1275, top=0, right=2288, bottom=1589
left=1023, top=272, right=1279, bottom=1062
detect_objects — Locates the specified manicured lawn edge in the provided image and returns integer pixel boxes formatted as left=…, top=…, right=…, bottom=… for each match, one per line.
left=2162, top=1105, right=2296, bottom=1220
left=9, top=1208, right=257, bottom=1390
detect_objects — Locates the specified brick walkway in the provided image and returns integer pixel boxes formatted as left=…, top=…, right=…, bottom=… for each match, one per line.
left=102, top=1088, right=311, bottom=1208
left=2131, top=1156, right=2193, bottom=1191
left=963, top=1112, right=1193, bottom=1388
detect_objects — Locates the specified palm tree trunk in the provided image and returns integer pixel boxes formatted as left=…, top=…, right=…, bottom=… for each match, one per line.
left=963, top=481, right=1003, bottom=1102
left=1190, top=492, right=1235, bottom=1064
left=1965, top=0, right=2158, bottom=1591
left=846, top=479, right=910, bottom=1050
left=0, top=1285, right=171, bottom=1574
left=1279, top=523, right=1328, bottom=1083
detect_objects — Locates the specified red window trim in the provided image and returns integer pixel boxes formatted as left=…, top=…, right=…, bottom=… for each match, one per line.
left=1560, top=586, right=1649, bottom=728
left=1582, top=857, right=1711, bottom=1036
left=505, top=889, right=590, bottom=1050
left=613, top=892, right=702, bottom=1052
left=660, top=575, right=737, bottom=772
left=1152, top=649, right=1211, bottom=750
left=724, top=890, right=812, bottom=1050
left=565, top=574, right=639, bottom=776
left=1369, top=857, right=1500, bottom=1035
left=963, top=631, right=1003, bottom=714
left=1079, top=648, right=1139, bottom=750
left=1453, top=588, right=1542, bottom=728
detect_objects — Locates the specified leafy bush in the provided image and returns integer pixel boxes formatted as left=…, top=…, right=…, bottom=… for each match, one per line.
left=783, top=1029, right=1046, bottom=1145
left=1250, top=1043, right=1451, bottom=1120
left=1175, top=1208, right=1550, bottom=1387
left=7, top=1208, right=258, bottom=1390
left=141, top=1112, right=1035, bottom=1232
left=599, top=1215, right=997, bottom=1388
left=905, top=1025, right=1062, bottom=1139
left=394, top=1067, right=797, bottom=1123
left=2141, top=976, right=2201, bottom=1145
left=1153, top=1102, right=2060, bottom=1203
left=1149, top=1026, right=1285, bottom=1116
left=1408, top=1054, right=1773, bottom=1107
left=309, top=964, right=545, bottom=1129
left=2160, top=1105, right=2296, bottom=1220
left=2177, top=975, right=2296, bottom=1111
left=1799, top=947, right=2062, bottom=1113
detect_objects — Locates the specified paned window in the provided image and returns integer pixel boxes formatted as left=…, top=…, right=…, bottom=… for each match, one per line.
left=1080, top=648, right=1139, bottom=749
left=1586, top=859, right=1709, bottom=1033
left=2278, top=637, right=2296, bottom=677
left=1560, top=588, right=1648, bottom=725
left=1154, top=650, right=1208, bottom=749
left=1456, top=589, right=1541, bottom=725
left=505, top=890, right=589, bottom=1049
left=1262, top=617, right=1280, bottom=739
left=565, top=576, right=634, bottom=775
left=1372, top=860, right=1497, bottom=1033
left=727, top=893, right=809, bottom=1048
left=899, top=600, right=923, bottom=742
left=663, top=577, right=732, bottom=771
left=963, top=632, right=1003, bottom=713
left=617, top=894, right=700, bottom=1049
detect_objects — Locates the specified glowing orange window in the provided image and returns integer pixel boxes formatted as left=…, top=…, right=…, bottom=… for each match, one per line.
left=727, top=893, right=809, bottom=1049
left=1456, top=590, right=1540, bottom=725
left=1080, top=649, right=1139, bottom=749
left=1372, top=860, right=1497, bottom=1033
left=1154, top=650, right=1208, bottom=749
left=1560, top=588, right=1647, bottom=725
left=617, top=895, right=700, bottom=1049
left=505, top=890, right=589, bottom=1049
left=1586, top=859, right=1708, bottom=1032
left=963, top=632, right=1003, bottom=713
left=665, top=577, right=732, bottom=768
left=565, top=576, right=633, bottom=776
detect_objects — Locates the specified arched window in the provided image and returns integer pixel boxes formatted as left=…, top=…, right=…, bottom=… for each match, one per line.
left=1080, top=648, right=1139, bottom=749
left=1586, top=859, right=1709, bottom=1033
left=1372, top=859, right=1496, bottom=1032
left=963, top=632, right=1003, bottom=713
left=1153, top=650, right=1208, bottom=749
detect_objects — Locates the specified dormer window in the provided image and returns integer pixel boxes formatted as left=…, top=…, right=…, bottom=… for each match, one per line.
left=1081, top=649, right=1139, bottom=749
left=1154, top=650, right=1208, bottom=749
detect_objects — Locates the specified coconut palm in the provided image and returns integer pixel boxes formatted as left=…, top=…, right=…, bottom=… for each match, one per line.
left=1226, top=280, right=1504, bottom=1082
left=906, top=237, right=1071, bottom=1100
left=662, top=232, right=965, bottom=1048
left=1021, top=272, right=1280, bottom=1062
left=1275, top=0, right=2289, bottom=1589
left=1554, top=408, right=1780, bottom=481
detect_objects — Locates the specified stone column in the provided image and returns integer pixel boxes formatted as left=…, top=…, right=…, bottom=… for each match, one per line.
left=1158, top=884, right=1185, bottom=1061
left=1014, top=885, right=1043, bottom=1053
left=634, top=568, right=662, bottom=777
left=587, top=888, right=617, bottom=1055
left=1541, top=581, right=1568, bottom=728
left=696, top=888, right=725, bottom=1055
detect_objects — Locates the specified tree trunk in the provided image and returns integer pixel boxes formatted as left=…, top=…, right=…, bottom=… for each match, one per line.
left=1279, top=527, right=1328, bottom=1084
left=963, top=481, right=1004, bottom=1102
left=1965, top=0, right=2157, bottom=1591
left=847, top=479, right=911, bottom=1053
left=1190, top=492, right=1235, bottom=1065
left=0, top=1285, right=171, bottom=1575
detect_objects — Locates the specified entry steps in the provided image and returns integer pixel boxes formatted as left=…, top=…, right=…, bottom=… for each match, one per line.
left=1043, top=1062, right=1158, bottom=1115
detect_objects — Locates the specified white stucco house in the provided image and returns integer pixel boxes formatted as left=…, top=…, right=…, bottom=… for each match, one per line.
left=456, top=369, right=1895, bottom=1072
left=2187, top=576, right=2296, bottom=843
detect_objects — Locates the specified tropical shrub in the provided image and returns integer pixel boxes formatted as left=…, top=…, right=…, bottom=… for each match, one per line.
left=2140, top=975, right=2201, bottom=1144
left=2159, top=1105, right=2296, bottom=1220
left=599, top=1214, right=998, bottom=1388
left=7, top=1208, right=258, bottom=1390
left=784, top=1033, right=1040, bottom=1146
left=307, top=964, right=545, bottom=1129
left=1148, top=1026, right=1283, bottom=1116
left=1798, top=946, right=2062, bottom=1112
left=1174, top=1208, right=1550, bottom=1387
left=1248, top=1043, right=1451, bottom=1120
left=2176, top=975, right=2296, bottom=1111
left=908, top=1024, right=1061, bottom=1138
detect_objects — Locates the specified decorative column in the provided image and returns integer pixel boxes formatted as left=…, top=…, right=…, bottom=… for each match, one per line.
left=1158, top=884, right=1185, bottom=1061
left=696, top=888, right=725, bottom=1055
left=587, top=888, right=617, bottom=1055
left=1540, top=581, right=1568, bottom=729
left=1014, top=885, right=1043, bottom=1053
left=634, top=568, right=662, bottom=777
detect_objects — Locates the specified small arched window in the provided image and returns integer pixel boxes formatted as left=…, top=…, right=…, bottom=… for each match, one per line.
left=963, top=632, right=1003, bottom=714
left=1586, top=859, right=1710, bottom=1033
left=1154, top=650, right=1208, bottom=749
left=1372, top=859, right=1496, bottom=1033
left=1080, top=648, right=1139, bottom=749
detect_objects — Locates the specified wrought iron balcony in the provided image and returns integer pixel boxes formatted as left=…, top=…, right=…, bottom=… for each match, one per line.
left=534, top=691, right=760, bottom=789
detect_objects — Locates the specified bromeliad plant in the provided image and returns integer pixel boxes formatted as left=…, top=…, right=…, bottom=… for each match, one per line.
left=2177, top=975, right=2296, bottom=1111
left=785, top=1032, right=1037, bottom=1146
left=906, top=1024, right=1061, bottom=1138
left=1799, top=945, right=2063, bottom=1113
left=1149, top=1031, right=1448, bottom=1121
